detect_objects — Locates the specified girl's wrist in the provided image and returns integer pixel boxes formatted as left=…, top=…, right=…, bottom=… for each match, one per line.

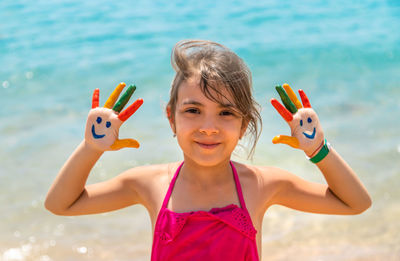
left=305, top=140, right=325, bottom=158
left=306, top=139, right=331, bottom=164
left=82, top=140, right=105, bottom=155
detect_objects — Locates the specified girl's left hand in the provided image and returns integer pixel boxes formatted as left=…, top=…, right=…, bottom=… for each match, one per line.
left=270, top=84, right=324, bottom=157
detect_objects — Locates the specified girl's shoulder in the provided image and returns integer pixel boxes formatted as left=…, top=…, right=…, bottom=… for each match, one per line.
left=117, top=162, right=181, bottom=215
left=121, top=162, right=179, bottom=179
left=233, top=162, right=290, bottom=201
left=119, top=162, right=181, bottom=194
left=232, top=161, right=287, bottom=184
left=232, top=162, right=290, bottom=218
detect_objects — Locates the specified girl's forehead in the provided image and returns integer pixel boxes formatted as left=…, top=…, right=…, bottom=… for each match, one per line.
left=177, top=78, right=234, bottom=106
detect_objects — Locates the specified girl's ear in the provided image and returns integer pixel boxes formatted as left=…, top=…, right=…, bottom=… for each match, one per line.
left=166, top=106, right=176, bottom=133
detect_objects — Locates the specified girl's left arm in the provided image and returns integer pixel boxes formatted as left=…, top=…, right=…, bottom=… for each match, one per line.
left=268, top=148, right=371, bottom=215
left=267, top=84, right=371, bottom=215
left=314, top=147, right=371, bottom=213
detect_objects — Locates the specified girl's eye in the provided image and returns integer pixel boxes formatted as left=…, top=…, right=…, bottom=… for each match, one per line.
left=220, top=110, right=234, bottom=116
left=300, top=119, right=303, bottom=126
left=185, top=108, right=199, bottom=114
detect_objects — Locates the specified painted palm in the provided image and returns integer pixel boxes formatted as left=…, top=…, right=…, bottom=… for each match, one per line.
left=85, top=82, right=143, bottom=151
left=270, top=84, right=324, bottom=156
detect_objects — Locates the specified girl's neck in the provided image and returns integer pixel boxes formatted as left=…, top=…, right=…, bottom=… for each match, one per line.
left=180, top=157, right=233, bottom=188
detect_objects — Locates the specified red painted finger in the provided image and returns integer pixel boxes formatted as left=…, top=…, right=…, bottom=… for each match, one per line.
left=118, top=98, right=143, bottom=122
left=298, top=89, right=311, bottom=108
left=92, top=88, right=100, bottom=109
left=270, top=98, right=293, bottom=122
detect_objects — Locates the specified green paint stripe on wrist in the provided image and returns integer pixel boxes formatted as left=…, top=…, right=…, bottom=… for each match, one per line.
left=310, top=139, right=330, bottom=163
left=113, top=85, right=136, bottom=112
left=275, top=85, right=298, bottom=114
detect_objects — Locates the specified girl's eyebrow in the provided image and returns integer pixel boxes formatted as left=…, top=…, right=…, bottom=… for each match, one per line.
left=182, top=99, right=234, bottom=108
left=182, top=100, right=203, bottom=106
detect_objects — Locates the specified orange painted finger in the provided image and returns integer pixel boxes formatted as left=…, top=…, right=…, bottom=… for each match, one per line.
left=283, top=83, right=302, bottom=109
left=272, top=135, right=300, bottom=149
left=104, top=82, right=126, bottom=109
left=92, top=88, right=100, bottom=109
left=298, top=89, right=311, bottom=108
left=118, top=98, right=143, bottom=122
left=270, top=98, right=293, bottom=122
left=110, top=139, right=140, bottom=150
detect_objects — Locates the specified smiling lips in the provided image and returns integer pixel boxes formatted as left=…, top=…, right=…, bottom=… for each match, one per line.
left=195, top=141, right=221, bottom=149
left=303, top=127, right=316, bottom=139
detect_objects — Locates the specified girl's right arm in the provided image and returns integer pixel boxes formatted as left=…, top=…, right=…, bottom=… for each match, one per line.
left=45, top=141, right=142, bottom=215
left=45, top=141, right=103, bottom=215
left=45, top=84, right=144, bottom=215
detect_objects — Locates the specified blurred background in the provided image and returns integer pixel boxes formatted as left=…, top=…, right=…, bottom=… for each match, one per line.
left=0, top=0, right=399, bottom=260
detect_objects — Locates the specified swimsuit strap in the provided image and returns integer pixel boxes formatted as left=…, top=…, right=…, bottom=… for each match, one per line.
left=230, top=161, right=248, bottom=211
left=161, top=161, right=248, bottom=211
left=161, top=162, right=184, bottom=209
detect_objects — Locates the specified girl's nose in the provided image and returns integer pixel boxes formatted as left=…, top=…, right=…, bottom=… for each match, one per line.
left=199, top=119, right=219, bottom=136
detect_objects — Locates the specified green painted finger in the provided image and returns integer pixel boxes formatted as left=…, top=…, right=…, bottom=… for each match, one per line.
left=112, top=85, right=136, bottom=112
left=275, top=85, right=298, bottom=114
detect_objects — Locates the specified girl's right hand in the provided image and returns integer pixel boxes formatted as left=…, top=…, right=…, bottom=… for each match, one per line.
left=84, top=82, right=143, bottom=152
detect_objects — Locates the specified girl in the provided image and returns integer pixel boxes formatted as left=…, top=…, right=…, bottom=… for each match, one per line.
left=45, top=40, right=371, bottom=260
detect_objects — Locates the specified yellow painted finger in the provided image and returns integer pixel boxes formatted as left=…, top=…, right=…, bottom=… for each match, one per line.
left=272, top=135, right=300, bottom=149
left=104, top=82, right=126, bottom=109
left=283, top=83, right=302, bottom=110
left=110, top=138, right=140, bottom=150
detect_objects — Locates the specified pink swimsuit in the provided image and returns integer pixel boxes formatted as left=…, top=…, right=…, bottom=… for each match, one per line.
left=151, top=161, right=259, bottom=261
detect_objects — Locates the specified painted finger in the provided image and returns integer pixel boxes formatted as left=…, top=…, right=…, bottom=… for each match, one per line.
left=272, top=135, right=300, bottom=149
left=112, top=85, right=136, bottom=113
left=92, top=88, right=100, bottom=109
left=118, top=98, right=144, bottom=122
left=276, top=85, right=298, bottom=113
left=298, top=89, right=311, bottom=108
left=110, top=138, right=140, bottom=150
left=271, top=98, right=293, bottom=122
left=104, top=82, right=126, bottom=109
left=283, top=83, right=302, bottom=109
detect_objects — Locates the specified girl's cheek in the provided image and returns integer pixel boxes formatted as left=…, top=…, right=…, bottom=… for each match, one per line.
left=178, top=111, right=199, bottom=120
left=175, top=116, right=197, bottom=131
left=222, top=117, right=243, bottom=128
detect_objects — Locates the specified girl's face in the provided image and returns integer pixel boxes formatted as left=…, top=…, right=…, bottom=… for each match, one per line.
left=169, top=77, right=247, bottom=167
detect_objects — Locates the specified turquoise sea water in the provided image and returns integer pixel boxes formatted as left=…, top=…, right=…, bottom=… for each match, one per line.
left=1, top=0, right=399, bottom=260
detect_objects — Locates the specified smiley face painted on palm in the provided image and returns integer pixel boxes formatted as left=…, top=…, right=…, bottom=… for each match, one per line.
left=297, top=109, right=316, bottom=140
left=300, top=117, right=315, bottom=139
left=290, top=108, right=324, bottom=153
left=92, top=116, right=111, bottom=139
left=84, top=107, right=123, bottom=151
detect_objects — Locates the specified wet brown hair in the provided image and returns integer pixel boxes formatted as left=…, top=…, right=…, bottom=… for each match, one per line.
left=167, top=40, right=262, bottom=158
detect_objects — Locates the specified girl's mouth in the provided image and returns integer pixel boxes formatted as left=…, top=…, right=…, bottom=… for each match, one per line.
left=195, top=142, right=220, bottom=149
left=303, top=127, right=316, bottom=139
